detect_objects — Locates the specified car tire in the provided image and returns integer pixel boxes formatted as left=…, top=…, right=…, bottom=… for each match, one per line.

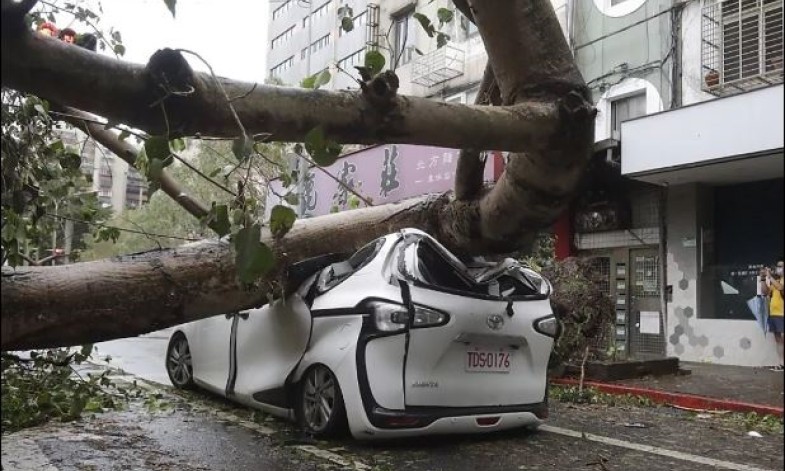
left=166, top=332, right=195, bottom=390
left=296, top=364, right=348, bottom=437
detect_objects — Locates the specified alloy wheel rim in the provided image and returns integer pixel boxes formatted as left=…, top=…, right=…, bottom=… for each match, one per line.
left=303, top=367, right=335, bottom=432
left=167, top=338, right=192, bottom=386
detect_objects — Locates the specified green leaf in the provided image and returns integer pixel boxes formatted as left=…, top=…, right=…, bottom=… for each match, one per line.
left=144, top=136, right=170, bottom=162
left=341, top=16, right=354, bottom=32
left=302, top=70, right=332, bottom=90
left=209, top=204, right=231, bottom=237
left=304, top=126, right=341, bottom=166
left=162, top=0, right=176, bottom=17
left=208, top=167, right=222, bottom=178
left=437, top=32, right=450, bottom=49
left=269, top=205, right=297, bottom=238
left=79, top=344, right=94, bottom=359
left=170, top=138, right=186, bottom=152
left=60, top=152, right=82, bottom=171
left=415, top=48, right=424, bottom=56
left=300, top=74, right=317, bottom=89
left=233, top=224, right=275, bottom=283
left=283, top=193, right=299, bottom=206
left=232, top=208, right=244, bottom=225
left=118, top=130, right=130, bottom=141
left=364, top=50, right=386, bottom=76
left=47, top=140, right=65, bottom=153
left=232, top=134, right=253, bottom=161
left=113, top=44, right=126, bottom=56
left=315, top=69, right=331, bottom=89
left=413, top=13, right=435, bottom=37
left=437, top=8, right=454, bottom=25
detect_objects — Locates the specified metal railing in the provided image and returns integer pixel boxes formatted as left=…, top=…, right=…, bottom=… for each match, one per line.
left=411, top=44, right=465, bottom=87
left=701, top=0, right=783, bottom=96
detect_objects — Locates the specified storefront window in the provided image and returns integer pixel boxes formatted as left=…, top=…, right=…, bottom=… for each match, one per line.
left=702, top=178, right=784, bottom=320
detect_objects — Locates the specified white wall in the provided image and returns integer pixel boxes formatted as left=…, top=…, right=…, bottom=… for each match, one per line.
left=622, top=85, right=784, bottom=175
left=680, top=1, right=717, bottom=106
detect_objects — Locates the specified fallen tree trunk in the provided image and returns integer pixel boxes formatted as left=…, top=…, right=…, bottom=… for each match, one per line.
left=1, top=196, right=444, bottom=350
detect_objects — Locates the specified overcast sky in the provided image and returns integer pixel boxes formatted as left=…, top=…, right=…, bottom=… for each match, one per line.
left=59, top=0, right=270, bottom=83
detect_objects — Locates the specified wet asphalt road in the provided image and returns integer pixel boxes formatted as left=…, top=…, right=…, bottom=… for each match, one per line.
left=2, top=332, right=783, bottom=471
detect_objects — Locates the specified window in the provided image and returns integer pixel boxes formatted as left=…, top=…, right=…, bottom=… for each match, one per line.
left=270, top=56, right=294, bottom=77
left=271, top=26, right=295, bottom=49
left=316, top=238, right=384, bottom=292
left=610, top=93, right=646, bottom=135
left=303, top=0, right=331, bottom=28
left=702, top=0, right=783, bottom=93
left=610, top=0, right=631, bottom=5
left=272, top=0, right=292, bottom=20
left=338, top=49, right=365, bottom=70
left=393, top=9, right=417, bottom=66
left=310, top=34, right=331, bottom=54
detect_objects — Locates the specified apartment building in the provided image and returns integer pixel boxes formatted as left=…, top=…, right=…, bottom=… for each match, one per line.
left=58, top=128, right=148, bottom=212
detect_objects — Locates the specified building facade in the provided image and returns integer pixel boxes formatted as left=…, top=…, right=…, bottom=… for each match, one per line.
left=266, top=0, right=784, bottom=366
left=58, top=127, right=148, bottom=212
left=565, top=0, right=784, bottom=366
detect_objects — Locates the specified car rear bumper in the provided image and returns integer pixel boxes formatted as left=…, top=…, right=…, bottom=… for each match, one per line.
left=351, top=408, right=545, bottom=440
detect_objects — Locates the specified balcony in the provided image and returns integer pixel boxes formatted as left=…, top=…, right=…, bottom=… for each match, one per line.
left=411, top=44, right=465, bottom=87
left=701, top=0, right=784, bottom=96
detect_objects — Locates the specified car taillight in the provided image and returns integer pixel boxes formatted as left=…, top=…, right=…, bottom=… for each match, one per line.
left=370, top=302, right=447, bottom=332
left=411, top=305, right=447, bottom=327
left=370, top=301, right=409, bottom=332
left=534, top=315, right=560, bottom=338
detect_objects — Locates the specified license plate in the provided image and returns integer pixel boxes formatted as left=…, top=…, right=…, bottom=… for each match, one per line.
left=465, top=347, right=511, bottom=373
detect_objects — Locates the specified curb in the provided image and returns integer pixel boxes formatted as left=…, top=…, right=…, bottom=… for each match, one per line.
left=550, top=377, right=784, bottom=418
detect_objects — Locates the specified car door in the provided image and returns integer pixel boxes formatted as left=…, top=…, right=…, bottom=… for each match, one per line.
left=188, top=314, right=234, bottom=394
left=401, top=239, right=553, bottom=408
left=230, top=297, right=312, bottom=408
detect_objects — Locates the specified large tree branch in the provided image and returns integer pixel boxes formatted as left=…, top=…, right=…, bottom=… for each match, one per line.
left=1, top=195, right=446, bottom=350
left=1, top=30, right=558, bottom=152
left=59, top=106, right=211, bottom=220
left=462, top=0, right=595, bottom=252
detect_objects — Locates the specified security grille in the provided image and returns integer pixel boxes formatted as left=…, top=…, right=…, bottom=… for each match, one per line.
left=628, top=250, right=666, bottom=359
left=702, top=0, right=784, bottom=96
left=412, top=45, right=465, bottom=87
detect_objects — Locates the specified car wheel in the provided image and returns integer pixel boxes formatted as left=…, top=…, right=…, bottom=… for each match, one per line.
left=166, top=333, right=195, bottom=389
left=297, top=365, right=347, bottom=437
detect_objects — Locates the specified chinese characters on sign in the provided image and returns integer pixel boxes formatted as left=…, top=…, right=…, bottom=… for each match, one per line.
left=380, top=145, right=400, bottom=197
left=268, top=144, right=496, bottom=218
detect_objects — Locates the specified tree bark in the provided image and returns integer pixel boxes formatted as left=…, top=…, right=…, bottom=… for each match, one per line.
left=1, top=30, right=557, bottom=152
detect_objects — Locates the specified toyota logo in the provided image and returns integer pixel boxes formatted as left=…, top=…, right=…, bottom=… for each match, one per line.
left=486, top=314, right=504, bottom=330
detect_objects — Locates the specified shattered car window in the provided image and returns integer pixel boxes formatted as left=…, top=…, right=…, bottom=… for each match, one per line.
left=415, top=242, right=484, bottom=294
